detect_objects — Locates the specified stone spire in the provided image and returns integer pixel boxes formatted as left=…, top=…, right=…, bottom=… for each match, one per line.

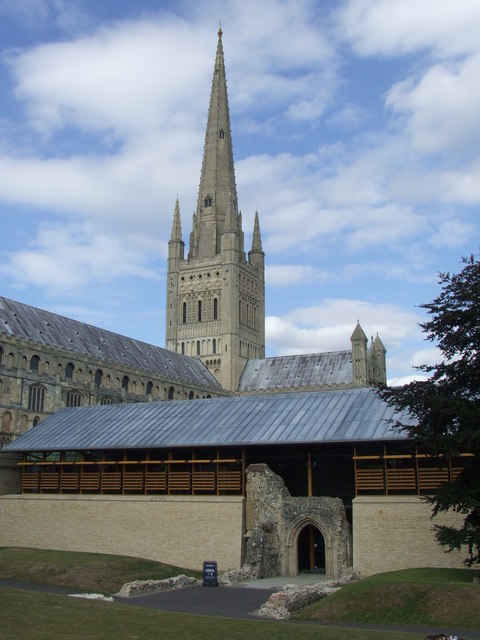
left=250, top=211, right=263, bottom=253
left=170, top=198, right=183, bottom=243
left=188, top=27, right=239, bottom=260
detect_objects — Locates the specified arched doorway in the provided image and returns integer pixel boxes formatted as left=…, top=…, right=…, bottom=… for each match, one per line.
left=297, top=524, right=325, bottom=573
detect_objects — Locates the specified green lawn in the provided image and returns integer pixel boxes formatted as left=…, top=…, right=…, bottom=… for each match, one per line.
left=1, top=548, right=479, bottom=639
left=0, top=588, right=423, bottom=640
left=0, top=547, right=202, bottom=594
left=296, top=567, right=480, bottom=628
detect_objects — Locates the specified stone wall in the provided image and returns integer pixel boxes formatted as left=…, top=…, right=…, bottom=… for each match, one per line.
left=353, top=495, right=467, bottom=576
left=0, top=493, right=245, bottom=571
left=243, top=464, right=351, bottom=580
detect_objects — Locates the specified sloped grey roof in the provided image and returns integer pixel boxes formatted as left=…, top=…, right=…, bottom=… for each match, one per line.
left=0, top=297, right=222, bottom=391
left=4, top=388, right=413, bottom=452
left=238, top=352, right=354, bottom=392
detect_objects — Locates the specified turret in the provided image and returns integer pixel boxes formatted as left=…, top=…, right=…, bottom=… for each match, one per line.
left=369, top=334, right=387, bottom=385
left=350, top=321, right=368, bottom=386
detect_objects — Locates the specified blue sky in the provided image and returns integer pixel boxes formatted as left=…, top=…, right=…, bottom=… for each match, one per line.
left=1, top=0, right=479, bottom=385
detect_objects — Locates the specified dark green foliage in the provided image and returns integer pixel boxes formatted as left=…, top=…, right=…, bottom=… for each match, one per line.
left=379, top=254, right=480, bottom=565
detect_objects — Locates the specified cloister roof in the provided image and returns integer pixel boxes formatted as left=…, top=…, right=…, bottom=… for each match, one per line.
left=4, top=387, right=414, bottom=453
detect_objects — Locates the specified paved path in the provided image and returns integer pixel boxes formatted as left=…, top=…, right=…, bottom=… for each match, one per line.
left=2, top=577, right=480, bottom=639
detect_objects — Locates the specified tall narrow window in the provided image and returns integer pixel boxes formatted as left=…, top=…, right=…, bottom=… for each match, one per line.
left=213, top=298, right=218, bottom=320
left=205, top=196, right=212, bottom=207
left=122, top=376, right=129, bottom=391
left=197, top=340, right=200, bottom=356
left=65, top=362, right=74, bottom=380
left=146, top=381, right=153, bottom=395
left=168, top=386, right=174, bottom=400
left=219, top=129, right=225, bottom=139
left=181, top=342, right=185, bottom=355
left=28, top=384, right=45, bottom=412
left=182, top=302, right=187, bottom=324
left=198, top=300, right=202, bottom=322
left=95, top=369, right=103, bottom=388
left=66, top=391, right=82, bottom=407
left=213, top=339, right=216, bottom=354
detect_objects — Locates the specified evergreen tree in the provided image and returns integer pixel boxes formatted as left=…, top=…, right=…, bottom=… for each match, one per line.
left=380, top=254, right=480, bottom=565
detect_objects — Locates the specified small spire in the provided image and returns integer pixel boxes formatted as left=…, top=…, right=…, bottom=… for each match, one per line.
left=251, top=211, right=263, bottom=253
left=218, top=21, right=222, bottom=38
left=170, top=198, right=183, bottom=243
left=350, top=321, right=367, bottom=342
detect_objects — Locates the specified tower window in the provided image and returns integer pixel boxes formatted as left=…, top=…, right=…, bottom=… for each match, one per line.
left=213, top=339, right=216, bottom=354
left=213, top=298, right=218, bottom=320
left=198, top=300, right=202, bottom=322
left=219, top=129, right=225, bottom=139
left=197, top=340, right=201, bottom=355
left=182, top=302, right=187, bottom=324
left=205, top=196, right=212, bottom=207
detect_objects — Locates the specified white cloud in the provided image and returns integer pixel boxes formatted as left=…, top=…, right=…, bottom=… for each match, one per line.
left=266, top=298, right=421, bottom=355
left=1, top=221, right=159, bottom=294
left=267, top=264, right=329, bottom=287
left=386, top=55, right=480, bottom=155
left=337, top=0, right=480, bottom=58
left=8, top=19, right=211, bottom=137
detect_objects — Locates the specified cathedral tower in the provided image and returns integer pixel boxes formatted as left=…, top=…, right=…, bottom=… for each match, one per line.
left=165, top=29, right=265, bottom=392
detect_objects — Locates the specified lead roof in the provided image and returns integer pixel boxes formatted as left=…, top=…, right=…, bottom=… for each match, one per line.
left=238, top=351, right=354, bottom=392
left=4, top=387, right=413, bottom=452
left=0, top=296, right=222, bottom=391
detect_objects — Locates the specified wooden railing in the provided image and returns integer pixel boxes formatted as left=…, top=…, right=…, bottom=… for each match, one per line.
left=20, top=468, right=243, bottom=496
left=354, top=458, right=468, bottom=495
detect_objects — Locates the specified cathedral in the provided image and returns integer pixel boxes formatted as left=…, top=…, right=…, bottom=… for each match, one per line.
left=4, top=30, right=458, bottom=582
left=0, top=28, right=385, bottom=445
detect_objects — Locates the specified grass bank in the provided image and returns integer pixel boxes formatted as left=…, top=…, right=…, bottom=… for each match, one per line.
left=0, top=587, right=423, bottom=640
left=296, top=567, right=480, bottom=628
left=0, top=547, right=202, bottom=594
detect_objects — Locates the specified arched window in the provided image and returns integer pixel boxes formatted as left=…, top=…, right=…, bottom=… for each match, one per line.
left=33, top=416, right=40, bottom=427
left=122, top=376, right=129, bottom=391
left=101, top=397, right=115, bottom=405
left=188, top=391, right=194, bottom=400
left=219, top=129, right=225, bottom=139
left=28, top=384, right=45, bottom=412
left=213, top=298, right=218, bottom=320
left=213, top=339, right=216, bottom=354
left=95, top=369, right=103, bottom=388
left=182, top=302, right=187, bottom=324
left=146, top=381, right=153, bottom=395
left=181, top=342, right=185, bottom=355
left=197, top=340, right=201, bottom=356
left=65, top=362, right=74, bottom=380
left=198, top=300, right=202, bottom=322
left=168, top=386, right=174, bottom=400
left=7, top=353, right=14, bottom=367
left=66, top=391, right=82, bottom=407
left=30, top=355, right=40, bottom=373
left=204, top=196, right=212, bottom=207
left=2, top=411, right=12, bottom=433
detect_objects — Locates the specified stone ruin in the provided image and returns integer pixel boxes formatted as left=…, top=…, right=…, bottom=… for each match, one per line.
left=225, top=463, right=352, bottom=582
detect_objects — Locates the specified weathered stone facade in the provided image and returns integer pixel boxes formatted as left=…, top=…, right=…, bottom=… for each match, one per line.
left=165, top=29, right=265, bottom=392
left=242, top=464, right=352, bottom=580
left=0, top=297, right=224, bottom=443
